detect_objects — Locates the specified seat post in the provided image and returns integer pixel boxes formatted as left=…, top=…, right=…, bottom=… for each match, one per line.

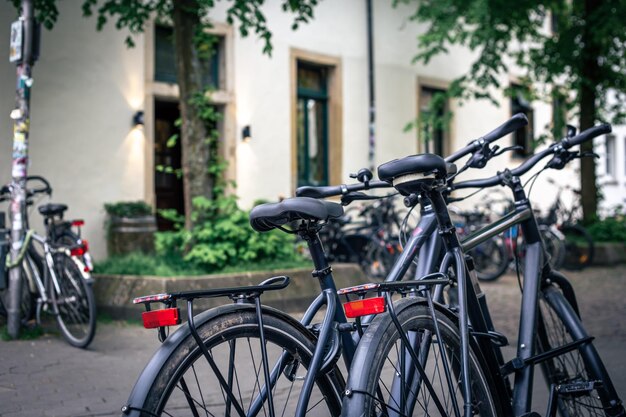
left=299, top=226, right=336, bottom=292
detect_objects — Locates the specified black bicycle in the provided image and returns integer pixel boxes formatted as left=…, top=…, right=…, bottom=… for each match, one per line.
left=340, top=124, right=623, bottom=417
left=120, top=115, right=530, bottom=417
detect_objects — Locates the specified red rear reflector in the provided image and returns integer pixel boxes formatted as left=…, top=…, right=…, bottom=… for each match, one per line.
left=70, top=246, right=85, bottom=256
left=142, top=308, right=180, bottom=329
left=344, top=297, right=386, bottom=318
left=72, top=220, right=85, bottom=227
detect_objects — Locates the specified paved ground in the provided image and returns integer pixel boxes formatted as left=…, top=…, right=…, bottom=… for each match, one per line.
left=0, top=265, right=624, bottom=417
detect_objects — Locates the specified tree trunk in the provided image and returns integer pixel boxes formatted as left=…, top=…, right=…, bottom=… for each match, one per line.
left=578, top=0, right=600, bottom=224
left=172, top=0, right=213, bottom=230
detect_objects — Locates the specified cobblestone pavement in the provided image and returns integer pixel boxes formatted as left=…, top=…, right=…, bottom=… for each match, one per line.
left=0, top=265, right=624, bottom=417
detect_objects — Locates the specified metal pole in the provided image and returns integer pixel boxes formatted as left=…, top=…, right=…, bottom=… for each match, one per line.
left=7, top=0, right=36, bottom=338
left=366, top=0, right=376, bottom=172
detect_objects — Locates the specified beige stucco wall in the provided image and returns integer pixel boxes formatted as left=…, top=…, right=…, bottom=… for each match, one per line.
left=1, top=1, right=145, bottom=259
left=0, top=0, right=591, bottom=261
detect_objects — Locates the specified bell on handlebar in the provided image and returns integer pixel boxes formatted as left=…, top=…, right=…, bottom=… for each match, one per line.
left=350, top=168, right=373, bottom=185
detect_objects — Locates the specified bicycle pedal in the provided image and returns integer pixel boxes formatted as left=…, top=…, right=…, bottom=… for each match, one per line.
left=558, top=380, right=602, bottom=395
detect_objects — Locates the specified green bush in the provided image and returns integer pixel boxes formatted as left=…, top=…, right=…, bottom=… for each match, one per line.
left=155, top=195, right=301, bottom=273
left=104, top=201, right=153, bottom=217
left=587, top=215, right=626, bottom=243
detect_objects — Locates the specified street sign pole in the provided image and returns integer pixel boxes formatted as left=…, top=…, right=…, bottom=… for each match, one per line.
left=7, top=0, right=37, bottom=338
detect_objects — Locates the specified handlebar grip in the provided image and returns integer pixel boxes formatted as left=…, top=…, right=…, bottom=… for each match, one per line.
left=481, top=113, right=529, bottom=144
left=295, top=185, right=343, bottom=198
left=445, top=113, right=528, bottom=162
left=296, top=180, right=391, bottom=198
left=563, top=124, right=611, bottom=149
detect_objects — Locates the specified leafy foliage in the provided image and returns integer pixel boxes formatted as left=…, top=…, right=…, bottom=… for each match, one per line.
left=80, top=0, right=318, bottom=54
left=104, top=201, right=153, bottom=218
left=156, top=195, right=300, bottom=272
left=587, top=209, right=626, bottom=243
left=397, top=0, right=626, bottom=120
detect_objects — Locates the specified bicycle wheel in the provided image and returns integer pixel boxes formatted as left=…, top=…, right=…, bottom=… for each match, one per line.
left=342, top=298, right=499, bottom=417
left=537, top=285, right=624, bottom=417
left=540, top=225, right=566, bottom=270
left=138, top=308, right=344, bottom=416
left=561, top=224, right=594, bottom=270
left=472, top=236, right=508, bottom=282
left=51, top=253, right=96, bottom=348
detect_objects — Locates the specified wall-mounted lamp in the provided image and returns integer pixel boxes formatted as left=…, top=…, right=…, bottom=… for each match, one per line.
left=132, top=110, right=144, bottom=127
left=242, top=125, right=251, bottom=142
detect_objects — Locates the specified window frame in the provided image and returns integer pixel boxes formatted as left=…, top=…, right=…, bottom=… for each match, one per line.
left=290, top=49, right=342, bottom=193
left=416, top=77, right=454, bottom=156
left=143, top=21, right=235, bottom=207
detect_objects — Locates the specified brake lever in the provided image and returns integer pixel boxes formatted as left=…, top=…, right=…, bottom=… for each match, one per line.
left=578, top=151, right=600, bottom=159
left=493, top=145, right=524, bottom=157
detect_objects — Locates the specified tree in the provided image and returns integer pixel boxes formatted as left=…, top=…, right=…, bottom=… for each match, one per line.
left=15, top=0, right=318, bottom=230
left=399, top=0, right=626, bottom=222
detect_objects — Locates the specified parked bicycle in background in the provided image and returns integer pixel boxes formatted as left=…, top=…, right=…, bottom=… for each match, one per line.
left=0, top=176, right=96, bottom=348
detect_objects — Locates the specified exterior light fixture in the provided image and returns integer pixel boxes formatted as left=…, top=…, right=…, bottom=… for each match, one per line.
left=132, top=110, right=144, bottom=127
left=242, top=125, right=251, bottom=142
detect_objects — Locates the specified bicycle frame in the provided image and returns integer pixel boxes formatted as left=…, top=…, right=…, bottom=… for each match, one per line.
left=373, top=171, right=622, bottom=417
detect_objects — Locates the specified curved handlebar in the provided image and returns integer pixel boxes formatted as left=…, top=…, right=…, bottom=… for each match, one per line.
left=445, top=113, right=528, bottom=162
left=0, top=175, right=52, bottom=201
left=562, top=124, right=611, bottom=148
left=454, top=123, right=611, bottom=190
left=296, top=180, right=390, bottom=198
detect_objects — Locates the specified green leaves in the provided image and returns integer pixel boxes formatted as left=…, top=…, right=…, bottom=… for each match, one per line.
left=156, top=195, right=299, bottom=272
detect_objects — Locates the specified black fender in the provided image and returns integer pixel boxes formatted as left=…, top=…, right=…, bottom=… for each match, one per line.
left=121, top=302, right=324, bottom=416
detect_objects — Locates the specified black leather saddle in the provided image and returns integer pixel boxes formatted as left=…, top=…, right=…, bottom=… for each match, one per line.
left=378, top=153, right=454, bottom=195
left=38, top=203, right=68, bottom=217
left=378, top=153, right=448, bottom=182
left=250, top=197, right=344, bottom=232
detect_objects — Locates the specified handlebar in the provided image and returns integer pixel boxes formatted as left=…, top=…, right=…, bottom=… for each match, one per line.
left=445, top=113, right=529, bottom=162
left=0, top=175, right=52, bottom=201
left=296, top=180, right=390, bottom=199
left=562, top=124, right=611, bottom=148
left=453, top=123, right=611, bottom=190
left=297, top=115, right=529, bottom=199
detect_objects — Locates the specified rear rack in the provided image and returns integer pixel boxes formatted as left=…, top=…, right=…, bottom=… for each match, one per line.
left=133, top=275, right=291, bottom=307
left=338, top=273, right=451, bottom=297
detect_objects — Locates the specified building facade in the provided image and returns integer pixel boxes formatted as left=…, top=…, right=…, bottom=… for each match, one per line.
left=0, top=0, right=613, bottom=259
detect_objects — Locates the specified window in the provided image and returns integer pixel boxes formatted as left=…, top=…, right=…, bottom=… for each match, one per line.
left=419, top=86, right=449, bottom=156
left=154, top=25, right=222, bottom=89
left=606, top=134, right=616, bottom=177
left=510, top=84, right=535, bottom=158
left=296, top=63, right=329, bottom=187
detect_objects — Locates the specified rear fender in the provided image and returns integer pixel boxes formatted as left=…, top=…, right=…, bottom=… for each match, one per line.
left=122, top=302, right=316, bottom=416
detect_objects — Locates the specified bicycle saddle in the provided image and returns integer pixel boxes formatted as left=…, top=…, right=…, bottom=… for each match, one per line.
left=38, top=203, right=68, bottom=217
left=378, top=153, right=454, bottom=195
left=250, top=197, right=344, bottom=232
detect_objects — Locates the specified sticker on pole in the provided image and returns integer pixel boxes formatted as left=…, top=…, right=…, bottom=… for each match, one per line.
left=10, top=20, right=23, bottom=63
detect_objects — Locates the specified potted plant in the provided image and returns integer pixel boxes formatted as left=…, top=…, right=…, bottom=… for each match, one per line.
left=104, top=201, right=156, bottom=256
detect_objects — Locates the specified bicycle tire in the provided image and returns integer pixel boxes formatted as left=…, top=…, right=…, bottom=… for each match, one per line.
left=537, top=285, right=624, bottom=417
left=342, top=298, right=500, bottom=417
left=137, top=308, right=344, bottom=417
left=560, top=224, right=594, bottom=271
left=473, top=236, right=509, bottom=282
left=540, top=225, right=566, bottom=270
left=51, top=253, right=96, bottom=348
